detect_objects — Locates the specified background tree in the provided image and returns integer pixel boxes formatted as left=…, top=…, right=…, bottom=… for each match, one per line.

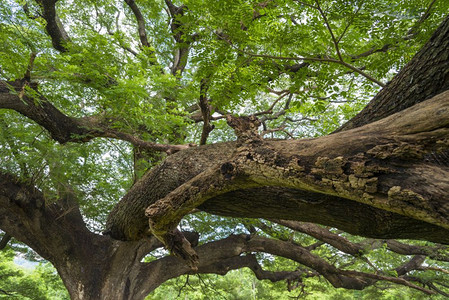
left=1, top=0, right=449, bottom=299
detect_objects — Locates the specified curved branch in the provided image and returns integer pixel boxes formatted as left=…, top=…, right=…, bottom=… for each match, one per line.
left=123, top=0, right=159, bottom=66
left=36, top=0, right=70, bottom=52
left=273, top=220, right=365, bottom=256
left=137, top=234, right=436, bottom=296
left=0, top=80, right=193, bottom=154
left=124, top=0, right=151, bottom=48
left=385, top=240, right=449, bottom=262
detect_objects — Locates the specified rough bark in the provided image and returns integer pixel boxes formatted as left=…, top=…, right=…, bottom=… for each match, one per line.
left=338, top=15, right=449, bottom=131
left=36, top=0, right=70, bottom=52
left=106, top=90, right=449, bottom=252
left=0, top=80, right=192, bottom=153
left=105, top=15, right=449, bottom=246
left=1, top=7, right=449, bottom=300
left=2, top=173, right=349, bottom=299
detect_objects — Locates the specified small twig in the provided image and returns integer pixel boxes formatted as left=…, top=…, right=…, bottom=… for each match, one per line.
left=254, top=91, right=289, bottom=116
left=351, top=0, right=437, bottom=60
left=315, top=0, right=343, bottom=61
left=406, top=0, right=437, bottom=38
left=106, top=12, right=139, bottom=57
left=417, top=266, right=449, bottom=275
left=239, top=51, right=385, bottom=87
left=177, top=274, right=190, bottom=297
left=22, top=52, right=37, bottom=82
left=336, top=0, right=364, bottom=43
left=341, top=270, right=436, bottom=295
left=292, top=0, right=318, bottom=9
left=0, top=288, right=14, bottom=296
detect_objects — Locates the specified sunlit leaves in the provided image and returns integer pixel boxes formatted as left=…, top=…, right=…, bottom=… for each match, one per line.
left=1, top=1, right=449, bottom=296
left=0, top=248, right=69, bottom=299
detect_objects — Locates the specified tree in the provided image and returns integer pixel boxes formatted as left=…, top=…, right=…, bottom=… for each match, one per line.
left=1, top=0, right=449, bottom=299
left=0, top=248, right=69, bottom=299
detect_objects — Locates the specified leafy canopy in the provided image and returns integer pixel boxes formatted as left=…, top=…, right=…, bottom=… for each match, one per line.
left=1, top=0, right=449, bottom=297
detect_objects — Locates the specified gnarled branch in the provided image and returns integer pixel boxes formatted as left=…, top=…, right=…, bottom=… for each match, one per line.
left=0, top=80, right=193, bottom=154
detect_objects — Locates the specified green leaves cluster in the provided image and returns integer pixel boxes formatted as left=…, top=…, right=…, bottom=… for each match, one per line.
left=1, top=0, right=449, bottom=297
left=0, top=248, right=69, bottom=300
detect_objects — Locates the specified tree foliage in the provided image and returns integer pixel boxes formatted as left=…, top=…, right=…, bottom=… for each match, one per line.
left=1, top=0, right=449, bottom=298
left=0, top=244, right=68, bottom=299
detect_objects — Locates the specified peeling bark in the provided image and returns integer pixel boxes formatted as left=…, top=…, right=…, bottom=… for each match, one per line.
left=107, top=91, right=449, bottom=247
left=1, top=7, right=449, bottom=300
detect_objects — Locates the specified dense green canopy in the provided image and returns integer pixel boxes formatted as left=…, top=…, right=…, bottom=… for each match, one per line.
left=1, top=0, right=449, bottom=299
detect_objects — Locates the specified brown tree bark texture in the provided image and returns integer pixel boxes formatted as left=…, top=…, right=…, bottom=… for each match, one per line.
left=338, top=13, right=449, bottom=131
left=105, top=16, right=449, bottom=244
left=106, top=90, right=449, bottom=244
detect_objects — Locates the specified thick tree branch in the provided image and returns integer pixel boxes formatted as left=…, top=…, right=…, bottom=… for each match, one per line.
left=108, top=90, right=449, bottom=244
left=135, top=234, right=436, bottom=297
left=273, top=220, right=365, bottom=256
left=0, top=171, right=442, bottom=298
left=0, top=80, right=193, bottom=154
left=144, top=90, right=449, bottom=261
left=198, top=79, right=213, bottom=145
left=339, top=14, right=449, bottom=131
left=395, top=255, right=426, bottom=276
left=165, top=0, right=192, bottom=76
left=124, top=0, right=151, bottom=48
left=123, top=0, right=160, bottom=65
left=384, top=240, right=449, bottom=262
left=35, top=0, right=70, bottom=52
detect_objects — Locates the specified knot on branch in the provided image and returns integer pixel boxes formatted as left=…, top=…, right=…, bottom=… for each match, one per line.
left=220, top=162, right=236, bottom=180
left=226, top=115, right=261, bottom=142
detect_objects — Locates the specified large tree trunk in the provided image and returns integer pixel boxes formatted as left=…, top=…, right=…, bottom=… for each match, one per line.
left=0, top=173, right=202, bottom=299
left=105, top=15, right=449, bottom=245
left=106, top=90, right=449, bottom=248
left=338, top=14, right=449, bottom=131
left=1, top=11, right=449, bottom=300
left=2, top=175, right=324, bottom=299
